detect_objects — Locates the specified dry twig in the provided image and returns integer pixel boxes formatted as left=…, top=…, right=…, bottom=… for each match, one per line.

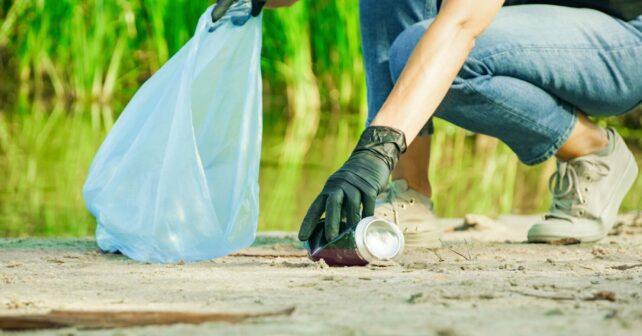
left=510, top=290, right=616, bottom=302
left=611, top=263, right=642, bottom=271
left=0, top=307, right=296, bottom=331
left=449, top=248, right=471, bottom=261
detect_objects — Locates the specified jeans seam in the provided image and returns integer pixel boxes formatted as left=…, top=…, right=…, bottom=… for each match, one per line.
left=475, top=44, right=642, bottom=63
left=457, top=71, right=577, bottom=165
left=459, top=73, right=558, bottom=137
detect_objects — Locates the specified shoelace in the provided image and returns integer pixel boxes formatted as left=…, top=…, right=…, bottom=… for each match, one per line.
left=547, top=157, right=610, bottom=220
left=379, top=182, right=429, bottom=225
left=380, top=183, right=403, bottom=224
left=382, top=183, right=399, bottom=203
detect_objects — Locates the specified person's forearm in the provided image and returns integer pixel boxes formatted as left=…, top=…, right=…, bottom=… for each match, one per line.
left=371, top=0, right=504, bottom=144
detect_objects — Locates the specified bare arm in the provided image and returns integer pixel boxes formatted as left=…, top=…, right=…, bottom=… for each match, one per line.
left=299, top=0, right=506, bottom=241
left=371, top=0, right=505, bottom=144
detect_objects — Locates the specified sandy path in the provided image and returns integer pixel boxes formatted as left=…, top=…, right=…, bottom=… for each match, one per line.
left=1, top=214, right=641, bottom=335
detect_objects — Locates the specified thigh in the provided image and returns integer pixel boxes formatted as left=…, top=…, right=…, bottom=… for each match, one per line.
left=468, top=5, right=642, bottom=115
left=360, top=0, right=438, bottom=120
left=360, top=0, right=437, bottom=54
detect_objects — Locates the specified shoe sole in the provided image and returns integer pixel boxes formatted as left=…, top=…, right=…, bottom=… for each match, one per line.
left=528, top=154, right=639, bottom=243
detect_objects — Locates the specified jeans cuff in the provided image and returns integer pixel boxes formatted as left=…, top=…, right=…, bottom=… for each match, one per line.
left=521, top=111, right=577, bottom=166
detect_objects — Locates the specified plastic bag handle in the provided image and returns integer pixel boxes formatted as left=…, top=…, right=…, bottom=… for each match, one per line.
left=212, top=0, right=265, bottom=23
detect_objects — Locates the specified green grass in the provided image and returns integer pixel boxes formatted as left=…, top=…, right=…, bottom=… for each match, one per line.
left=0, top=0, right=640, bottom=237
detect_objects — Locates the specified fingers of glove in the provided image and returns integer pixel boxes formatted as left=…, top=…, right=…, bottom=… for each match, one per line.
left=361, top=189, right=376, bottom=218
left=324, top=190, right=344, bottom=241
left=343, top=184, right=362, bottom=226
left=299, top=195, right=327, bottom=241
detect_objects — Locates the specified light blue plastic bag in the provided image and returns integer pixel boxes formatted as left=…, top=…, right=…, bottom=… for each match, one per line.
left=83, top=2, right=262, bottom=263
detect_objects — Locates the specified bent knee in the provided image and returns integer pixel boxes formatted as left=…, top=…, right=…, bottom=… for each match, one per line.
left=389, top=19, right=494, bottom=86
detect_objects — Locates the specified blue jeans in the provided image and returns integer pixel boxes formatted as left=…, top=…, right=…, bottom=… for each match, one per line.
left=387, top=5, right=642, bottom=165
left=360, top=0, right=439, bottom=136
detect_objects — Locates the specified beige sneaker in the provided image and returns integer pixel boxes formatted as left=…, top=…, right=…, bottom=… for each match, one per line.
left=375, top=179, right=442, bottom=249
left=528, top=128, right=639, bottom=243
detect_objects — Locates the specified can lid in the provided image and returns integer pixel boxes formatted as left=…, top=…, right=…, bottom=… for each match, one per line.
left=354, top=217, right=404, bottom=262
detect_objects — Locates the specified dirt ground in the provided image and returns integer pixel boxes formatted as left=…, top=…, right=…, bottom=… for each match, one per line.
left=1, top=213, right=641, bottom=336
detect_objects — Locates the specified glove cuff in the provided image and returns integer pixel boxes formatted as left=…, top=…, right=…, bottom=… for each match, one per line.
left=357, top=126, right=407, bottom=153
left=354, top=126, right=407, bottom=170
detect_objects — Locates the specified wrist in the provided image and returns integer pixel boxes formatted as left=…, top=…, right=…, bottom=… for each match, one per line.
left=354, top=126, right=407, bottom=171
left=357, top=126, right=407, bottom=153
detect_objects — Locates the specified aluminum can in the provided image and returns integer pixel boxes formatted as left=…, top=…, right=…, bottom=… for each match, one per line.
left=305, top=216, right=405, bottom=266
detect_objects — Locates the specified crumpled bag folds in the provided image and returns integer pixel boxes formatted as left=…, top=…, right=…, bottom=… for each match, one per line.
left=83, top=2, right=263, bottom=263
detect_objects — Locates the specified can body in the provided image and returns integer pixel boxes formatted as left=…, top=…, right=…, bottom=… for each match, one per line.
left=305, top=217, right=405, bottom=266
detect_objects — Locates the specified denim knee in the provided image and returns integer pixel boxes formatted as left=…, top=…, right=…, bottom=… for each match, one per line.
left=389, top=20, right=433, bottom=82
left=390, top=19, right=492, bottom=83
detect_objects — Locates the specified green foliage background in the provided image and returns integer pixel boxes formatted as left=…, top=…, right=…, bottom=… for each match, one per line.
left=0, top=0, right=640, bottom=236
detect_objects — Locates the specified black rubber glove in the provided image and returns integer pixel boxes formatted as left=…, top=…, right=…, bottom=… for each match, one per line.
left=251, top=0, right=267, bottom=16
left=298, top=126, right=407, bottom=242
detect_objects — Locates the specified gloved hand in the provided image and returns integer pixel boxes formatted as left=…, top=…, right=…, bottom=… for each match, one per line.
left=251, top=0, right=267, bottom=16
left=212, top=0, right=266, bottom=23
left=298, top=126, right=407, bottom=242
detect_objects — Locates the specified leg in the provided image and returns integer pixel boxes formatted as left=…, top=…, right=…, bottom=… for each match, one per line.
left=360, top=0, right=437, bottom=198
left=390, top=7, right=642, bottom=164
left=360, top=0, right=438, bottom=126
left=360, top=0, right=441, bottom=248
left=389, top=5, right=642, bottom=241
left=392, top=136, right=432, bottom=196
left=556, top=113, right=608, bottom=161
